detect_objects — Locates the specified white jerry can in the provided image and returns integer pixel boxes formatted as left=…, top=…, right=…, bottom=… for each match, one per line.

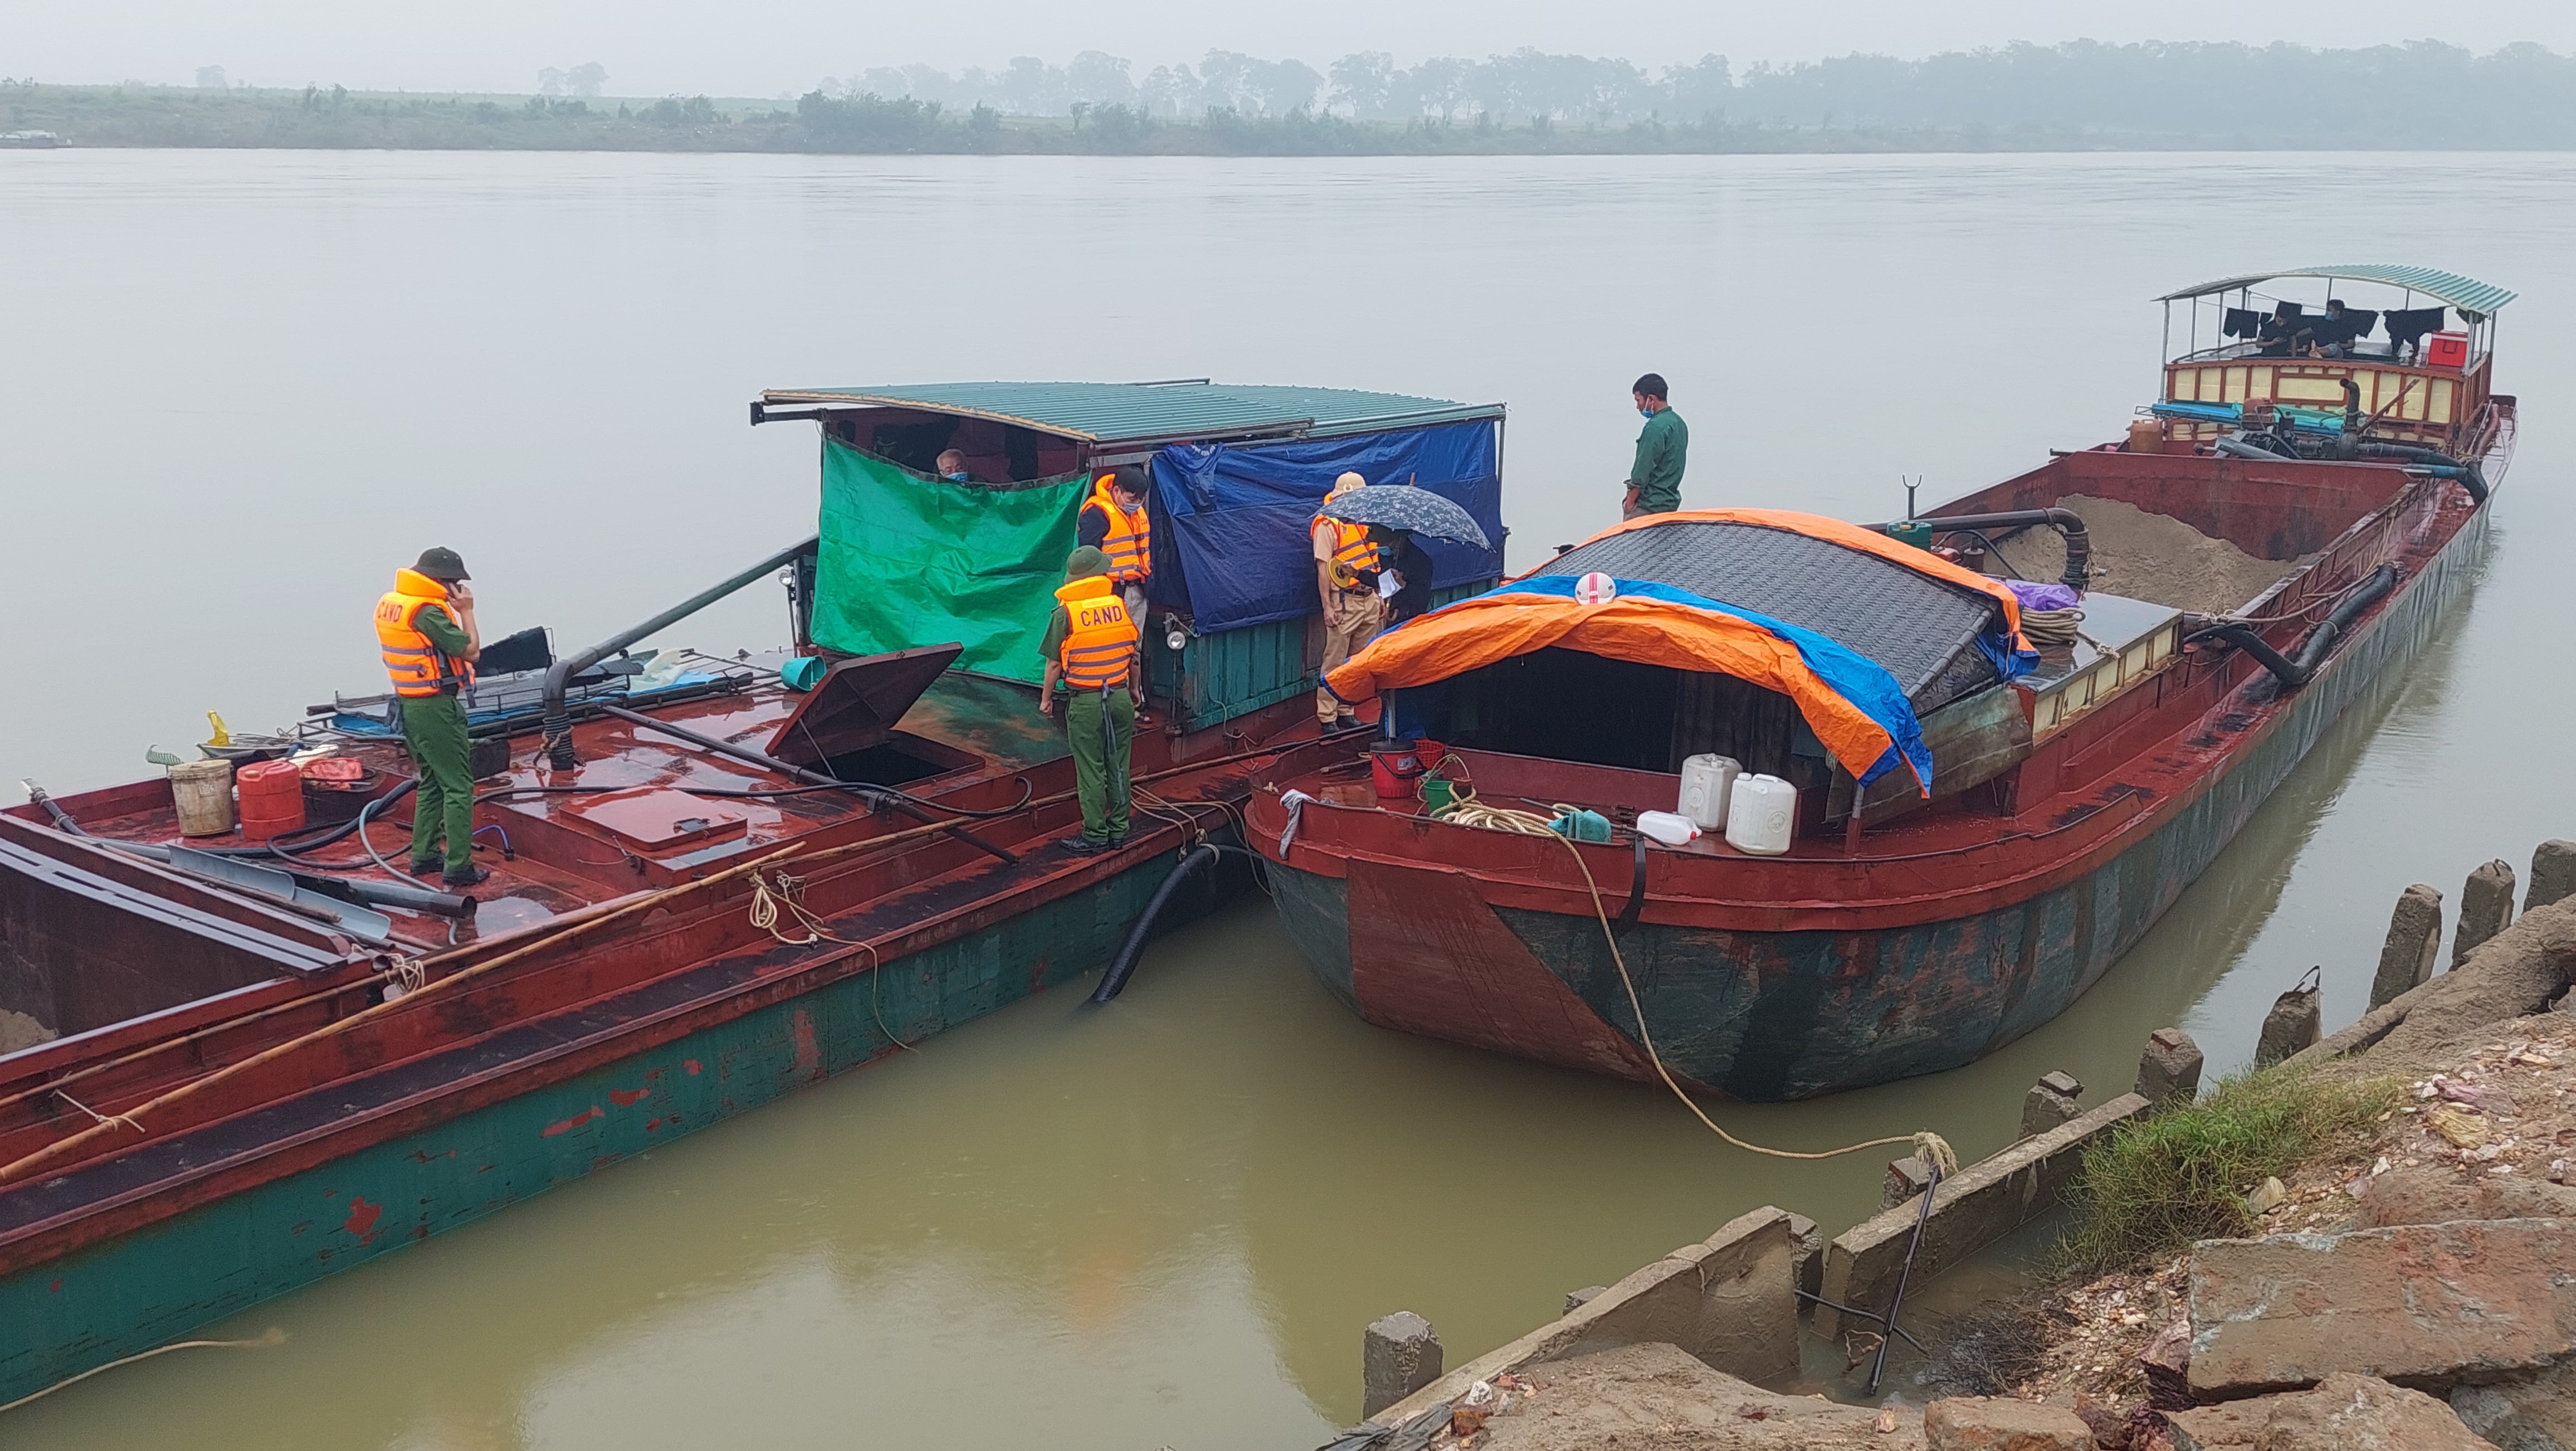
left=1677, top=753, right=1742, bottom=832
left=1723, top=773, right=1798, bottom=856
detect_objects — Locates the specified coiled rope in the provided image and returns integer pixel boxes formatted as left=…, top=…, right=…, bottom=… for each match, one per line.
left=746, top=870, right=911, bottom=1054
left=1431, top=785, right=1955, bottom=1172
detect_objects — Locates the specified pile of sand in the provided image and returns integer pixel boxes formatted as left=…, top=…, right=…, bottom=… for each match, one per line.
left=1998, top=495, right=2312, bottom=616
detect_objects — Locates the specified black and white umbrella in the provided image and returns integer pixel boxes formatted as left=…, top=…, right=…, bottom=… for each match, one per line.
left=1315, top=485, right=1490, bottom=549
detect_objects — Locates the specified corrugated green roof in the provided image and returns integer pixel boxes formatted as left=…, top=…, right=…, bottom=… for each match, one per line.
left=757, top=380, right=1502, bottom=444
left=2158, top=265, right=2516, bottom=316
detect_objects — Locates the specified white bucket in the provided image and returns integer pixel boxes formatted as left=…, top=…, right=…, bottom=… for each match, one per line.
left=1678, top=753, right=1741, bottom=831
left=1724, top=773, right=1797, bottom=856
left=168, top=758, right=236, bottom=837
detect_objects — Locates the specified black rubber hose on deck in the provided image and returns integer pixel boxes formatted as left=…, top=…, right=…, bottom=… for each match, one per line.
left=2192, top=563, right=2399, bottom=690
left=2353, top=442, right=2489, bottom=504
left=1088, top=844, right=1265, bottom=1005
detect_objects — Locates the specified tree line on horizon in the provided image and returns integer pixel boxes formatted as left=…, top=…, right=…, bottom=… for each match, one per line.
left=812, top=39, right=2576, bottom=143
left=16, top=39, right=2576, bottom=154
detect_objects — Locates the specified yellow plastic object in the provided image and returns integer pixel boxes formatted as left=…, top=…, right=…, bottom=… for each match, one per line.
left=204, top=710, right=232, bottom=747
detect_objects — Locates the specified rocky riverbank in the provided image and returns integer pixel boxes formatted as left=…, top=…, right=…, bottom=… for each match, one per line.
left=1329, top=841, right=2576, bottom=1451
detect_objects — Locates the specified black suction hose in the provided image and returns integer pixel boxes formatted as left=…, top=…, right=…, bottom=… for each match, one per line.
left=1876, top=508, right=2092, bottom=590
left=2353, top=442, right=2489, bottom=504
left=2192, top=563, right=2399, bottom=690
left=1088, top=844, right=1262, bottom=1004
left=2214, top=436, right=2295, bottom=462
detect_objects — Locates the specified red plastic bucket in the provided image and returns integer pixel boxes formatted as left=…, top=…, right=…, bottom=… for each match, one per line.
left=1370, top=739, right=1443, bottom=800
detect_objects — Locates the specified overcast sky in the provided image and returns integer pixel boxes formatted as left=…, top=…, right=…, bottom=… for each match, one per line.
left=11, top=0, right=2573, bottom=96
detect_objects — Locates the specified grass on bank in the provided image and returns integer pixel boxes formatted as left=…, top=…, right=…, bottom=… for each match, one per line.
left=2055, top=1064, right=2401, bottom=1274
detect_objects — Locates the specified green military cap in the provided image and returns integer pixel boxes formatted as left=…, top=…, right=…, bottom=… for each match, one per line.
left=1063, top=546, right=1111, bottom=581
left=414, top=547, right=471, bottom=582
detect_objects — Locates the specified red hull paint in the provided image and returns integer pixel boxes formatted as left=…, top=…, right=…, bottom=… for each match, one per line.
left=0, top=676, right=1339, bottom=1277
left=1252, top=408, right=2513, bottom=1092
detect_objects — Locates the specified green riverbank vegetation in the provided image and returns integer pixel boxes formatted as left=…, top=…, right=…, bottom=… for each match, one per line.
left=2055, top=1064, right=2403, bottom=1275
left=10, top=40, right=2576, bottom=154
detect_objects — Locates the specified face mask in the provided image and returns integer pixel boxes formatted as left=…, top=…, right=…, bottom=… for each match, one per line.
left=944, top=471, right=968, bottom=481
left=1638, top=406, right=1653, bottom=418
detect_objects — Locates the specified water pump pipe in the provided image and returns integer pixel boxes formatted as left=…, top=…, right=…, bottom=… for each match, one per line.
left=1879, top=508, right=2092, bottom=591
left=540, top=536, right=818, bottom=770
left=2189, top=563, right=2398, bottom=691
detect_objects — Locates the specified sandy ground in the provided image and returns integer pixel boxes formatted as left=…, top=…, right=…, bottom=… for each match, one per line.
left=1468, top=1343, right=1927, bottom=1450
left=2002, top=494, right=2313, bottom=616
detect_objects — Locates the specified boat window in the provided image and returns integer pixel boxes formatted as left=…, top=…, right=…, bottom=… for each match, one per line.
left=833, top=412, right=1080, bottom=483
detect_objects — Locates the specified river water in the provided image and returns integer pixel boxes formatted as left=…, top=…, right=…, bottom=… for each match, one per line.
left=1, top=149, right=2570, bottom=1445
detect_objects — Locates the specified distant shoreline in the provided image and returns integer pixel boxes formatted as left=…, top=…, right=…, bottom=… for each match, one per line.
left=9, top=82, right=2573, bottom=159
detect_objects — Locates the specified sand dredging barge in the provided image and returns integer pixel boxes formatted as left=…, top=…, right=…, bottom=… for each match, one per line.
left=1254, top=264, right=2518, bottom=1101
left=0, top=381, right=1506, bottom=1401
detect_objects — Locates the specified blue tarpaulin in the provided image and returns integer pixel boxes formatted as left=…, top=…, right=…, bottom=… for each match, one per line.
left=1149, top=421, right=1504, bottom=632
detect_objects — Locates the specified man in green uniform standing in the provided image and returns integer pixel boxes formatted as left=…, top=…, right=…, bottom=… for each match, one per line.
left=1621, top=372, right=1689, bottom=520
left=1038, top=546, right=1136, bottom=856
left=372, top=547, right=486, bottom=888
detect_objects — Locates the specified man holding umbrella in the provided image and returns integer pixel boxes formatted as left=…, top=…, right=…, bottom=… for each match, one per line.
left=1311, top=471, right=1385, bottom=729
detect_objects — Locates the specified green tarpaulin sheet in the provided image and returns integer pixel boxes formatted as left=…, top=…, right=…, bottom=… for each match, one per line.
left=811, top=441, right=1089, bottom=685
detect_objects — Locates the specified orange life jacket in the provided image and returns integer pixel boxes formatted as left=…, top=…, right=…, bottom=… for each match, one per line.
left=1055, top=576, right=1136, bottom=690
left=375, top=568, right=474, bottom=698
left=1314, top=513, right=1380, bottom=592
left=1087, top=475, right=1152, bottom=583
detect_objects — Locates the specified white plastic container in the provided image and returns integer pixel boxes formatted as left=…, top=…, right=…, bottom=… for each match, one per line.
left=1635, top=810, right=1701, bottom=846
left=1724, top=773, right=1797, bottom=856
left=1677, top=753, right=1741, bottom=832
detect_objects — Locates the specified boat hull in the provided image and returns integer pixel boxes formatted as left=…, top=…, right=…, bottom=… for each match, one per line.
left=1267, top=488, right=2492, bottom=1101
left=0, top=841, right=1225, bottom=1403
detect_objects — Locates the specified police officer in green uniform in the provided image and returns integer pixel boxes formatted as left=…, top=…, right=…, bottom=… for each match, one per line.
left=1038, top=546, right=1137, bottom=855
left=373, top=547, right=487, bottom=887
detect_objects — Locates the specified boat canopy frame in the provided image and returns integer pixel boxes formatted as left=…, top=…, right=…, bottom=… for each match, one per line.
left=2155, top=264, right=2516, bottom=373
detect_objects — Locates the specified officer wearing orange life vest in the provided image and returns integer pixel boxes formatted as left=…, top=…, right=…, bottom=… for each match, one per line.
left=1313, top=471, right=1384, bottom=727
left=1076, top=464, right=1153, bottom=637
left=1039, top=546, right=1138, bottom=855
left=373, top=547, right=486, bottom=887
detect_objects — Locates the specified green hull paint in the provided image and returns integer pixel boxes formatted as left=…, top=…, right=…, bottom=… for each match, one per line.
left=0, top=844, right=1222, bottom=1402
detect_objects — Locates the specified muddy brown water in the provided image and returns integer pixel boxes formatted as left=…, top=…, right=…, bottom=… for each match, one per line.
left=2, top=150, right=2573, bottom=1447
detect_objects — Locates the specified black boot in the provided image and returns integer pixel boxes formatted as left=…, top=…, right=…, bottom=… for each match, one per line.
left=442, top=864, right=491, bottom=889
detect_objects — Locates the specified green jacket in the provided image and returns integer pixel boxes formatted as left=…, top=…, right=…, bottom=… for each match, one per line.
left=1626, top=407, right=1688, bottom=513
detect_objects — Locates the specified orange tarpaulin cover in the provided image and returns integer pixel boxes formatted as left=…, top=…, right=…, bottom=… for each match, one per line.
left=1325, top=588, right=1924, bottom=789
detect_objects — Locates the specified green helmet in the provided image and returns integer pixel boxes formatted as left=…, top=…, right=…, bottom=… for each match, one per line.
left=413, top=547, right=471, bottom=582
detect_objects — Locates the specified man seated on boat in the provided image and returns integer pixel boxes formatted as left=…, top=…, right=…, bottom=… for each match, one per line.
left=2253, top=303, right=2310, bottom=358
left=1314, top=472, right=1385, bottom=729
left=2311, top=299, right=2368, bottom=358
left=935, top=449, right=971, bottom=481
left=1040, top=547, right=1138, bottom=855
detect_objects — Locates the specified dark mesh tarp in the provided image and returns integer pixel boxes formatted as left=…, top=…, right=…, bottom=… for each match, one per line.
left=1547, top=520, right=2002, bottom=703
left=1149, top=421, right=1502, bottom=632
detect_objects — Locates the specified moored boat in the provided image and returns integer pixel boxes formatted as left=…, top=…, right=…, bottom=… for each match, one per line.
left=1250, top=265, right=2517, bottom=1101
left=0, top=380, right=1506, bottom=1401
